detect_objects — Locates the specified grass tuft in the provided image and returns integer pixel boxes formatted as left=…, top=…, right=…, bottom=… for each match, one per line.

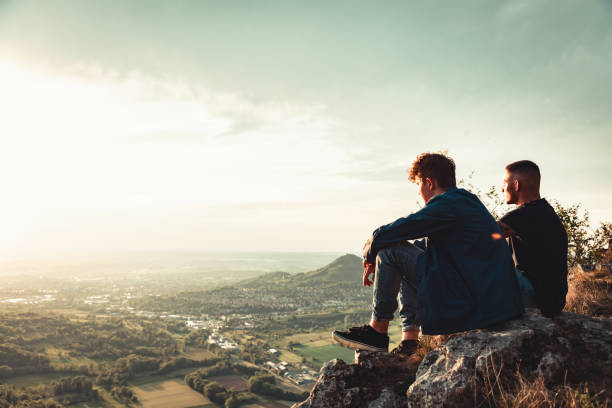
left=477, top=359, right=608, bottom=408
left=565, top=266, right=612, bottom=316
left=415, top=334, right=447, bottom=359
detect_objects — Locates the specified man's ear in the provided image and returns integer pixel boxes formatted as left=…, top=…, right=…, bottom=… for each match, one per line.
left=426, top=177, right=436, bottom=190
left=513, top=178, right=521, bottom=192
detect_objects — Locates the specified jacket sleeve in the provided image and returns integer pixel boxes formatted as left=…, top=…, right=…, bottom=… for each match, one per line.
left=363, top=196, right=455, bottom=263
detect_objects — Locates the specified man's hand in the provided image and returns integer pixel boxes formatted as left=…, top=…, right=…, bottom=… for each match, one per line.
left=363, top=260, right=376, bottom=287
left=363, top=235, right=374, bottom=262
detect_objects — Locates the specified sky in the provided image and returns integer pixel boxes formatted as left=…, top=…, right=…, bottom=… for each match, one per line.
left=0, top=0, right=611, bottom=258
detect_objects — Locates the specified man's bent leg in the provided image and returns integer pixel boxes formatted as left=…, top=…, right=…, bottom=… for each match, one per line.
left=396, top=243, right=423, bottom=337
left=399, top=275, right=420, bottom=340
left=372, top=243, right=423, bottom=331
left=371, top=246, right=403, bottom=326
left=331, top=242, right=420, bottom=353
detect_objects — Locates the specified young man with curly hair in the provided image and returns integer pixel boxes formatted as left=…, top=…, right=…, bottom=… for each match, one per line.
left=332, top=153, right=524, bottom=355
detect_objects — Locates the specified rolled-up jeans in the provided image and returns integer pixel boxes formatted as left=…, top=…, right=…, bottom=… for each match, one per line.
left=371, top=242, right=423, bottom=332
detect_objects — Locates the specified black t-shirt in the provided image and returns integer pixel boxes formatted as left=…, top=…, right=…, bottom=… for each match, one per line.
left=500, top=198, right=568, bottom=317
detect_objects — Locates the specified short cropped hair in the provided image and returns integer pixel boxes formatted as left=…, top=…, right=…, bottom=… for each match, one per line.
left=505, top=160, right=541, bottom=190
left=408, top=152, right=456, bottom=188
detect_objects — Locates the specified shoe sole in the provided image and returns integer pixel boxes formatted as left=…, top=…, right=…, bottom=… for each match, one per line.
left=331, top=331, right=388, bottom=352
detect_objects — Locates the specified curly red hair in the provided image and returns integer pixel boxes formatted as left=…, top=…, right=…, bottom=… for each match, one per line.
left=407, top=152, right=456, bottom=188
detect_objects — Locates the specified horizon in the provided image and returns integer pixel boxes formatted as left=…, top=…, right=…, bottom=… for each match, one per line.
left=1, top=0, right=611, bottom=259
left=0, top=248, right=355, bottom=264
left=0, top=250, right=354, bottom=279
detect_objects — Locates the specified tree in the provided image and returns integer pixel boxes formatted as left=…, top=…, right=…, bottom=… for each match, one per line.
left=552, top=202, right=611, bottom=265
left=225, top=394, right=240, bottom=408
left=592, top=222, right=612, bottom=263
left=457, top=173, right=510, bottom=220
left=204, top=382, right=227, bottom=404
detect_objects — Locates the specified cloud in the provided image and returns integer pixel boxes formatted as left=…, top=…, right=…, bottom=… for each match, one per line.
left=0, top=59, right=355, bottom=235
left=0, top=1, right=611, bottom=255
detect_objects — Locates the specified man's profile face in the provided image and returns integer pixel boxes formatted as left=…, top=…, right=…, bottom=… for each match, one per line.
left=502, top=170, right=518, bottom=204
left=417, top=177, right=434, bottom=204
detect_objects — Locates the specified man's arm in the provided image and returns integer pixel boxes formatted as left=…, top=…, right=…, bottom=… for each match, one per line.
left=363, top=196, right=455, bottom=264
left=498, top=221, right=517, bottom=238
left=362, top=236, right=376, bottom=286
left=499, top=207, right=524, bottom=238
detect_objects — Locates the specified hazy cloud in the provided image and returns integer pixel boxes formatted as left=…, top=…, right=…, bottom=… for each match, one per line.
left=0, top=0, right=610, bottom=255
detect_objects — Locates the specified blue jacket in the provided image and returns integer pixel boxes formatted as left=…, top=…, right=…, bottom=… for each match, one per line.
left=364, top=187, right=524, bottom=334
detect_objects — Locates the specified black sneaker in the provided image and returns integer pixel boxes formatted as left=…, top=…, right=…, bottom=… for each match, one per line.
left=391, top=339, right=420, bottom=357
left=331, top=325, right=389, bottom=352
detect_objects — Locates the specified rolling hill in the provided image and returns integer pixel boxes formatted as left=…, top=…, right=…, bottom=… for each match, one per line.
left=240, top=253, right=362, bottom=288
left=129, top=253, right=367, bottom=315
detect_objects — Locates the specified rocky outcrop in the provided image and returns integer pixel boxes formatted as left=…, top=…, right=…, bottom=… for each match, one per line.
left=292, top=310, right=612, bottom=408
left=407, top=310, right=612, bottom=406
left=292, top=351, right=419, bottom=408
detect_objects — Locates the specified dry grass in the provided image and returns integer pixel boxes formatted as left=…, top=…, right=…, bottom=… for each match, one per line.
left=565, top=266, right=612, bottom=316
left=477, top=357, right=609, bottom=408
left=477, top=267, right=612, bottom=408
left=415, top=334, right=447, bottom=359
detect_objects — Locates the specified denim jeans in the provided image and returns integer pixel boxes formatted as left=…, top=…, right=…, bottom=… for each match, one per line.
left=371, top=242, right=423, bottom=331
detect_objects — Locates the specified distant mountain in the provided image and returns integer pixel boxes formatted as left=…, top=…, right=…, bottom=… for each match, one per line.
left=296, top=253, right=362, bottom=283
left=239, top=253, right=362, bottom=288
left=130, top=253, right=369, bottom=315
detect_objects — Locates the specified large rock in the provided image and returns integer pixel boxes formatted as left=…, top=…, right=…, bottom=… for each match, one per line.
left=407, top=310, right=612, bottom=407
left=292, top=351, right=419, bottom=408
left=292, top=310, right=612, bottom=408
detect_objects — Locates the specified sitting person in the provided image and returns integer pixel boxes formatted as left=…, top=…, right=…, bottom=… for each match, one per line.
left=332, top=153, right=524, bottom=356
left=499, top=160, right=568, bottom=317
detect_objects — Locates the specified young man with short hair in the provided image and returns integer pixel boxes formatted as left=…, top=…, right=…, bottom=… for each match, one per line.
left=332, top=153, right=524, bottom=355
left=499, top=160, right=568, bottom=317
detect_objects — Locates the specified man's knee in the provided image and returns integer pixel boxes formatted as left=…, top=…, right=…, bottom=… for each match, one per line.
left=376, top=243, right=421, bottom=266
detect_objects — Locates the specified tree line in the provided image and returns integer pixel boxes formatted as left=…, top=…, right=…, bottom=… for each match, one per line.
left=0, top=376, right=98, bottom=408
left=184, top=360, right=308, bottom=408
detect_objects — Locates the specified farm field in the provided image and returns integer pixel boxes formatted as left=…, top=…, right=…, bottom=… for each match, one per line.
left=74, top=388, right=130, bottom=408
left=132, top=378, right=211, bottom=408
left=282, top=330, right=354, bottom=366
left=283, top=325, right=402, bottom=349
left=208, top=375, right=248, bottom=391
left=278, top=349, right=302, bottom=363
left=292, top=343, right=353, bottom=367
left=181, top=346, right=215, bottom=361
left=281, top=325, right=404, bottom=367
left=129, top=375, right=170, bottom=386
left=282, top=331, right=330, bottom=345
